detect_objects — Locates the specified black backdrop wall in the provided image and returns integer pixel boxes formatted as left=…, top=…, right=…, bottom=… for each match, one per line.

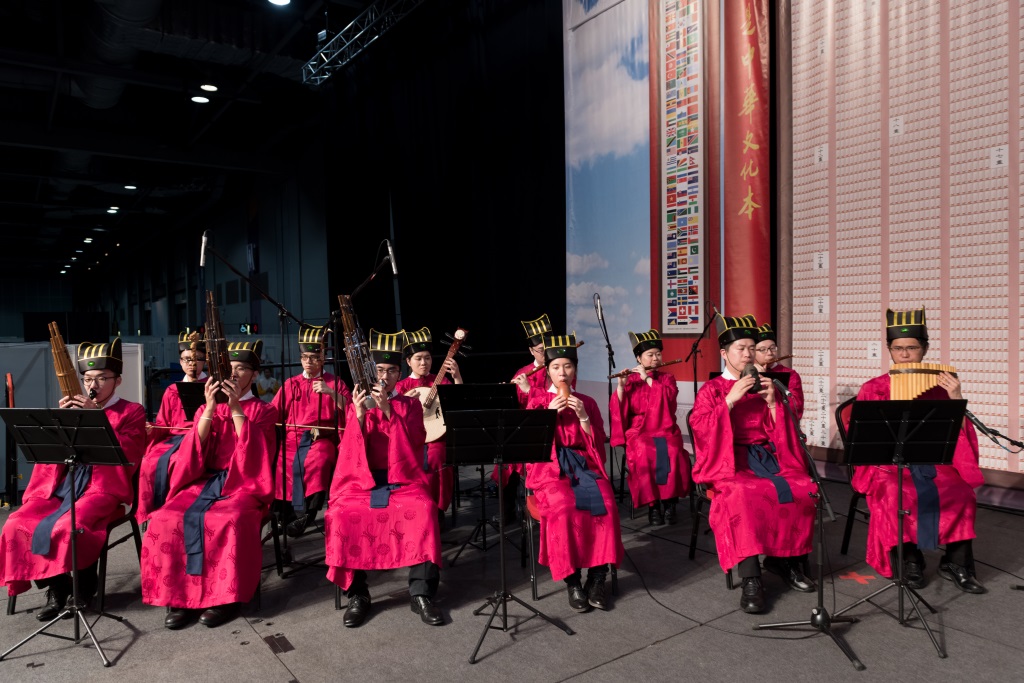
left=322, top=0, right=566, bottom=384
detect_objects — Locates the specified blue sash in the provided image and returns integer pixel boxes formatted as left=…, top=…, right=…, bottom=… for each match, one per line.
left=422, top=444, right=430, bottom=473
left=152, top=433, right=186, bottom=511
left=746, top=443, right=794, bottom=503
left=292, top=430, right=314, bottom=510
left=555, top=446, right=606, bottom=516
left=369, top=468, right=399, bottom=508
left=184, top=469, right=227, bottom=575
left=31, top=466, right=93, bottom=556
left=653, top=436, right=670, bottom=485
left=909, top=464, right=940, bottom=550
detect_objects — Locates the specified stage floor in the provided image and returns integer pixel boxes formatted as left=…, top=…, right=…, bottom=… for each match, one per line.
left=1, top=476, right=1021, bottom=682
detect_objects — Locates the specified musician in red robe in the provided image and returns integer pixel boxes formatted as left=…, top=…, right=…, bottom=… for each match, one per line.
left=525, top=332, right=623, bottom=613
left=609, top=329, right=691, bottom=526
left=498, top=314, right=553, bottom=521
left=753, top=323, right=804, bottom=421
left=394, top=327, right=462, bottom=512
left=690, top=314, right=816, bottom=614
left=137, top=332, right=208, bottom=525
left=0, top=339, right=145, bottom=621
left=850, top=308, right=985, bottom=593
left=270, top=324, right=350, bottom=537
left=325, top=329, right=444, bottom=628
left=141, top=340, right=276, bottom=629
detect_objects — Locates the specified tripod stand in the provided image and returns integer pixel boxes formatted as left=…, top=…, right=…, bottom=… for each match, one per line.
left=830, top=399, right=966, bottom=660
left=441, top=400, right=573, bottom=663
left=0, top=408, right=133, bottom=667
left=756, top=381, right=863, bottom=670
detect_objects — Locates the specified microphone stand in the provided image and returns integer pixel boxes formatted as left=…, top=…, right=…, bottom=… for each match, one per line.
left=593, top=295, right=617, bottom=490
left=965, top=409, right=1024, bottom=451
left=756, top=379, right=864, bottom=670
left=684, top=308, right=715, bottom=399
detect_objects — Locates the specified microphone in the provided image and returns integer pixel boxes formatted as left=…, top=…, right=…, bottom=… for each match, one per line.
left=386, top=239, right=398, bottom=275
left=740, top=363, right=761, bottom=394
left=594, top=293, right=603, bottom=322
left=771, top=377, right=793, bottom=398
left=964, top=409, right=1000, bottom=446
left=200, top=230, right=209, bottom=267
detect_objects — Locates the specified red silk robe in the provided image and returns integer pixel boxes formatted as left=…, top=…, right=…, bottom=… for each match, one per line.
left=493, top=361, right=550, bottom=486
left=525, top=388, right=623, bottom=582
left=767, top=363, right=805, bottom=422
left=394, top=374, right=453, bottom=511
left=325, top=395, right=441, bottom=590
left=850, top=375, right=982, bottom=577
left=140, top=396, right=276, bottom=609
left=270, top=372, right=351, bottom=502
left=138, top=379, right=207, bottom=523
left=1, top=397, right=145, bottom=596
left=610, top=370, right=692, bottom=507
left=690, top=374, right=816, bottom=572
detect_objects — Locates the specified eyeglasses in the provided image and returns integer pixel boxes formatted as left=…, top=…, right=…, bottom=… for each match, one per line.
left=375, top=367, right=401, bottom=376
left=232, top=365, right=254, bottom=374
left=180, top=356, right=206, bottom=364
left=83, top=375, right=115, bottom=386
left=755, top=346, right=778, bottom=354
left=890, top=346, right=922, bottom=354
left=300, top=354, right=323, bottom=362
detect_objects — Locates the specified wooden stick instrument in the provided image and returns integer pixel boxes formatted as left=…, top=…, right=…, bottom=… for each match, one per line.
left=202, top=292, right=231, bottom=403
left=889, top=362, right=957, bottom=400
left=608, top=358, right=683, bottom=379
left=48, top=321, right=83, bottom=399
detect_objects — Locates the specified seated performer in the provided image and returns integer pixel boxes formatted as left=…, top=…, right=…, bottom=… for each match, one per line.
left=137, top=332, right=208, bottom=525
left=394, top=327, right=462, bottom=513
left=524, top=333, right=623, bottom=613
left=689, top=314, right=816, bottom=613
left=753, top=323, right=804, bottom=421
left=497, top=314, right=553, bottom=522
left=271, top=324, right=350, bottom=537
left=0, top=339, right=145, bottom=621
left=851, top=308, right=985, bottom=593
left=609, top=329, right=692, bottom=526
left=325, top=329, right=444, bottom=628
left=141, top=341, right=276, bottom=629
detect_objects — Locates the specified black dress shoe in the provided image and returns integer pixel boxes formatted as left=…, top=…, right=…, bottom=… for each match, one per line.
left=903, top=558, right=927, bottom=589
left=35, top=588, right=64, bottom=622
left=584, top=576, right=609, bottom=610
left=198, top=603, right=238, bottom=628
left=648, top=505, right=665, bottom=526
left=566, top=584, right=591, bottom=612
left=938, top=559, right=986, bottom=594
left=740, top=577, right=765, bottom=614
left=343, top=594, right=371, bottom=627
left=285, top=513, right=310, bottom=538
left=663, top=500, right=678, bottom=526
left=410, top=596, right=444, bottom=625
left=164, top=608, right=192, bottom=630
left=764, top=557, right=815, bottom=593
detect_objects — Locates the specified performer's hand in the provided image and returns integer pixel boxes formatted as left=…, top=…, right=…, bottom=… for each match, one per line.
left=511, top=373, right=530, bottom=392
left=937, top=371, right=962, bottom=400
left=312, top=378, right=335, bottom=397
left=547, top=394, right=568, bottom=412
left=404, top=389, right=419, bottom=397
left=60, top=394, right=98, bottom=409
left=221, top=378, right=243, bottom=410
left=753, top=362, right=768, bottom=372
left=444, top=358, right=462, bottom=382
left=352, top=384, right=368, bottom=422
left=204, top=380, right=221, bottom=408
left=758, top=376, right=775, bottom=408
left=371, top=382, right=390, bottom=418
left=567, top=395, right=587, bottom=419
left=635, top=363, right=649, bottom=381
left=726, top=375, right=756, bottom=407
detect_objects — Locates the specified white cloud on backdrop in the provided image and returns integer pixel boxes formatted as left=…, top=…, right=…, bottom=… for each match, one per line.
left=566, top=251, right=610, bottom=275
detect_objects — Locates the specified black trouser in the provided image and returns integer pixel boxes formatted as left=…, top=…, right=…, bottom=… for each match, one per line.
left=502, top=471, right=521, bottom=520
left=898, top=540, right=972, bottom=568
left=563, top=565, right=609, bottom=587
left=34, top=561, right=98, bottom=600
left=346, top=561, right=440, bottom=599
left=737, top=554, right=808, bottom=579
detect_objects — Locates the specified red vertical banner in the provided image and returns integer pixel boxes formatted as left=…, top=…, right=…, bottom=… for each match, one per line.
left=722, top=0, right=771, bottom=322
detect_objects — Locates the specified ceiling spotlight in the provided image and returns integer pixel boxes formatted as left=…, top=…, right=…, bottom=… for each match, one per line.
left=191, top=95, right=210, bottom=104
left=116, top=243, right=120, bottom=247
left=268, top=0, right=291, bottom=5
left=124, top=185, right=137, bottom=190
left=60, top=270, right=66, bottom=274
left=75, top=249, right=83, bottom=253
left=200, top=84, right=218, bottom=92
left=104, top=253, right=109, bottom=256
left=71, top=257, right=77, bottom=261
left=107, top=209, right=117, bottom=214
left=64, top=265, right=70, bottom=268
left=83, top=238, right=93, bottom=243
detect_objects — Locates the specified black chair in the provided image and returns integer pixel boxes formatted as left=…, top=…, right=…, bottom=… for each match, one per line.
left=685, top=409, right=733, bottom=590
left=835, top=396, right=869, bottom=555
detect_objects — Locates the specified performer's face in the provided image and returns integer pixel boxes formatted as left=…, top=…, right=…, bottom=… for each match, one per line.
left=720, top=340, right=755, bottom=376
left=375, top=363, right=401, bottom=393
left=754, top=341, right=778, bottom=366
left=637, top=348, right=662, bottom=367
left=179, top=350, right=206, bottom=380
left=300, top=351, right=324, bottom=376
left=406, top=351, right=432, bottom=377
left=887, top=337, right=927, bottom=364
left=547, top=358, right=576, bottom=386
left=82, top=371, right=120, bottom=404
left=528, top=342, right=545, bottom=364
left=229, top=362, right=256, bottom=392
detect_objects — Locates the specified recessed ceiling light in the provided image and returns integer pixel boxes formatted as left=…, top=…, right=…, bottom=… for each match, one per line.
left=64, top=265, right=70, bottom=268
left=107, top=209, right=117, bottom=214
left=124, top=185, right=137, bottom=190
left=269, top=0, right=291, bottom=6
left=75, top=249, right=83, bottom=253
left=60, top=270, right=66, bottom=274
left=200, top=84, right=218, bottom=92
left=191, top=95, right=210, bottom=104
left=110, top=206, right=119, bottom=210
left=83, top=238, right=93, bottom=243
left=71, top=257, right=77, bottom=261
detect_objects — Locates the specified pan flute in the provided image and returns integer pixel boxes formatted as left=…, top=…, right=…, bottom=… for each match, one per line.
left=889, top=362, right=957, bottom=400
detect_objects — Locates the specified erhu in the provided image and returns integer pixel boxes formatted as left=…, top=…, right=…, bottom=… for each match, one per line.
left=336, top=294, right=381, bottom=408
left=203, top=291, right=232, bottom=402
left=48, top=321, right=85, bottom=400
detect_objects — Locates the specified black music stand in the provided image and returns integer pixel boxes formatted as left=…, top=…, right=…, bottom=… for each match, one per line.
left=0, top=408, right=133, bottom=668
left=443, top=406, right=573, bottom=663
left=438, top=384, right=518, bottom=564
left=174, top=381, right=206, bottom=419
left=831, top=399, right=965, bottom=659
